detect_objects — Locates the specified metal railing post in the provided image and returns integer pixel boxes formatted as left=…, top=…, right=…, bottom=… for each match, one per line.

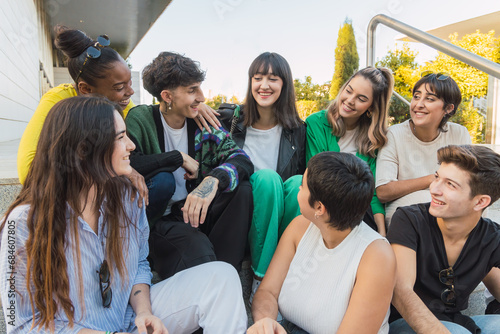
left=366, top=14, right=500, bottom=78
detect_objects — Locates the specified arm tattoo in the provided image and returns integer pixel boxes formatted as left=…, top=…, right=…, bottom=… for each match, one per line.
left=133, top=290, right=142, bottom=296
left=192, top=178, right=217, bottom=198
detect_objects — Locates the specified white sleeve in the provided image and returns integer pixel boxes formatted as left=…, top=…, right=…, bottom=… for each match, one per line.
left=376, top=129, right=399, bottom=188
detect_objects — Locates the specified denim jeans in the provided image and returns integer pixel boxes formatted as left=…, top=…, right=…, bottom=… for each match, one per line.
left=146, top=172, right=175, bottom=223
left=389, top=315, right=500, bottom=334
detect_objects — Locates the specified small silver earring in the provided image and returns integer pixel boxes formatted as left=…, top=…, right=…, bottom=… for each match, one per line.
left=314, top=213, right=319, bottom=220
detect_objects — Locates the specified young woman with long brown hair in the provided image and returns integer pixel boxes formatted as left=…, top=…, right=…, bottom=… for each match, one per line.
left=219, top=52, right=306, bottom=300
left=0, top=95, right=247, bottom=333
left=306, top=66, right=394, bottom=236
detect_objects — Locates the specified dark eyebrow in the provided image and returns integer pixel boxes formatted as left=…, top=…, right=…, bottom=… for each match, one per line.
left=115, top=130, right=126, bottom=137
left=112, top=82, right=127, bottom=87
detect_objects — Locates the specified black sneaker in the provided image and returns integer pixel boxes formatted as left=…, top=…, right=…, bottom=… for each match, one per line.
left=485, top=299, right=500, bottom=315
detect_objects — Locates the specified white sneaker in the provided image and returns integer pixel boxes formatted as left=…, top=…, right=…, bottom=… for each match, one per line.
left=249, top=278, right=261, bottom=304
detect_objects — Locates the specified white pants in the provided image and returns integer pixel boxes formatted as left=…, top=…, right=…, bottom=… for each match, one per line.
left=133, top=261, right=247, bottom=334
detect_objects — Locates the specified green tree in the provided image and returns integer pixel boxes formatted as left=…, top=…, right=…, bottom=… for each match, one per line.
left=294, top=76, right=330, bottom=106
left=376, top=43, right=420, bottom=124
left=377, top=31, right=499, bottom=142
left=450, top=100, right=485, bottom=143
left=422, top=30, right=500, bottom=100
left=294, top=76, right=331, bottom=119
left=420, top=30, right=499, bottom=143
left=205, top=94, right=240, bottom=110
left=329, top=19, right=359, bottom=99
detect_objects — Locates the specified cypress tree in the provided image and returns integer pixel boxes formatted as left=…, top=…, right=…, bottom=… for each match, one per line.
left=329, top=19, right=359, bottom=99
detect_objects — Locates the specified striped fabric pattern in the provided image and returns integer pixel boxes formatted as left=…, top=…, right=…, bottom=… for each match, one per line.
left=0, top=199, right=152, bottom=333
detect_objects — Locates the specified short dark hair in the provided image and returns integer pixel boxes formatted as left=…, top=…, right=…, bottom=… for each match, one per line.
left=412, top=74, right=462, bottom=131
left=307, top=152, right=374, bottom=230
left=54, top=25, right=123, bottom=86
left=244, top=52, right=302, bottom=130
left=142, top=52, right=206, bottom=100
left=437, top=145, right=500, bottom=205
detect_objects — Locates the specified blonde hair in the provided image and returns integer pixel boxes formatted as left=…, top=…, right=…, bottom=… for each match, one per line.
left=327, top=67, right=394, bottom=158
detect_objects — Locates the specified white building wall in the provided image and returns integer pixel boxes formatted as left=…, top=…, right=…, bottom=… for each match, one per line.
left=131, top=70, right=141, bottom=106
left=36, top=0, right=54, bottom=94
left=0, top=0, right=46, bottom=142
left=53, top=67, right=72, bottom=86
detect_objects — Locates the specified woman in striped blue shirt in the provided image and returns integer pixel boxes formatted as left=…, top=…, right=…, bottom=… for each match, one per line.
left=0, top=95, right=247, bottom=333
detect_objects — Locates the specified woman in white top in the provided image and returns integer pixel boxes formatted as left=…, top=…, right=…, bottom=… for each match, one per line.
left=219, top=52, right=306, bottom=299
left=376, top=72, right=472, bottom=225
left=247, top=151, right=396, bottom=334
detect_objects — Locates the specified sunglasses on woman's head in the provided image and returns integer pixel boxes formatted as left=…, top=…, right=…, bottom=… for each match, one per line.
left=75, top=35, right=111, bottom=82
left=421, top=70, right=450, bottom=81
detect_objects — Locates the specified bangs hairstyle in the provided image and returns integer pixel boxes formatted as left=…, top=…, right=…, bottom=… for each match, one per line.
left=327, top=67, right=394, bottom=158
left=54, top=25, right=123, bottom=86
left=1, top=95, right=136, bottom=331
left=307, top=151, right=374, bottom=230
left=244, top=52, right=302, bottom=130
left=142, top=51, right=206, bottom=101
left=437, top=145, right=500, bottom=205
left=412, top=74, right=462, bottom=131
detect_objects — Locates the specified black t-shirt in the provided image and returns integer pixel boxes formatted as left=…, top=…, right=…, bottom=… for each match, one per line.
left=387, top=203, right=500, bottom=319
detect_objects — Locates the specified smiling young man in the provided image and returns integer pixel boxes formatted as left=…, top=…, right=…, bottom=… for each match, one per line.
left=387, top=145, right=500, bottom=334
left=125, top=52, right=254, bottom=280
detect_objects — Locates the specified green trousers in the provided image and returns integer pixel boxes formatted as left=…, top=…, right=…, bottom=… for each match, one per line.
left=249, top=169, right=302, bottom=278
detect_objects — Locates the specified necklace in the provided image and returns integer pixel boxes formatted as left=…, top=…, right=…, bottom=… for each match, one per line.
left=410, top=120, right=440, bottom=142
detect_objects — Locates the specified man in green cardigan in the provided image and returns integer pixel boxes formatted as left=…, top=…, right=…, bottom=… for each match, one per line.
left=126, top=52, right=254, bottom=279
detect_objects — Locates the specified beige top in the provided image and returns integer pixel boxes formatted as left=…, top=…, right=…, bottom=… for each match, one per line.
left=376, top=120, right=471, bottom=225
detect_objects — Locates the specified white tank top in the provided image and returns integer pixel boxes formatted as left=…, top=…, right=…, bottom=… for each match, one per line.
left=278, top=222, right=390, bottom=334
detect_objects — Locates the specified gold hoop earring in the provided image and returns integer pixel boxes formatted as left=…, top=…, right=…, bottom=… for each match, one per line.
left=366, top=110, right=372, bottom=118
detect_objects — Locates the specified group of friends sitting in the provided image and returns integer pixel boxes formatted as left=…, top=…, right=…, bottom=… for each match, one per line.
left=0, top=26, right=499, bottom=334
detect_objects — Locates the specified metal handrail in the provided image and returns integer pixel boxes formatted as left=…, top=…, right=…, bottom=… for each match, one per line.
left=367, top=14, right=500, bottom=106
left=367, top=14, right=500, bottom=77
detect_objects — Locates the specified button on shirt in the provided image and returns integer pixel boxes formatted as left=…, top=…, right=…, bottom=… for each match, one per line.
left=0, top=199, right=152, bottom=333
